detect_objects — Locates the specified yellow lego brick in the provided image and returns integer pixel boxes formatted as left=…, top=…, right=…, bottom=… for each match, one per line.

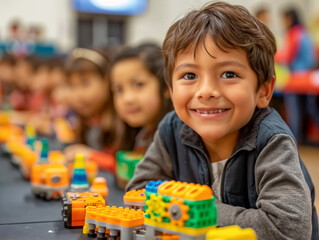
left=158, top=180, right=213, bottom=200
left=144, top=218, right=216, bottom=236
left=206, top=226, right=257, bottom=240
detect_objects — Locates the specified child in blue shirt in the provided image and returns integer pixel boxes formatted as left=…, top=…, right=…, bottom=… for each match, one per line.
left=126, top=2, right=318, bottom=239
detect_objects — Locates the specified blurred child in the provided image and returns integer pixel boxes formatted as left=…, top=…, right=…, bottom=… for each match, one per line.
left=275, top=8, right=318, bottom=143
left=126, top=2, right=317, bottom=239
left=63, top=48, right=122, bottom=173
left=8, top=55, right=39, bottom=125
left=111, top=43, right=172, bottom=153
left=111, top=43, right=173, bottom=188
left=0, top=53, right=16, bottom=106
left=27, top=57, right=68, bottom=135
left=10, top=55, right=38, bottom=111
left=49, top=57, right=71, bottom=119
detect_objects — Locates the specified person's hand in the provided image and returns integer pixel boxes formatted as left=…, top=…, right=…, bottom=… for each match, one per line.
left=64, top=144, right=93, bottom=163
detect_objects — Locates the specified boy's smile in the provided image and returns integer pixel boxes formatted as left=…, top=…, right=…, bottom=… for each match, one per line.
left=170, top=36, right=270, bottom=160
left=190, top=107, right=231, bottom=119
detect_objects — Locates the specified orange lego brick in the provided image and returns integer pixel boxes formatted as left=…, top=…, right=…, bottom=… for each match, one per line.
left=124, top=188, right=146, bottom=211
left=158, top=180, right=213, bottom=200
left=124, top=189, right=146, bottom=203
left=86, top=206, right=144, bottom=228
left=90, top=177, right=108, bottom=198
left=62, top=192, right=105, bottom=228
left=49, top=151, right=66, bottom=164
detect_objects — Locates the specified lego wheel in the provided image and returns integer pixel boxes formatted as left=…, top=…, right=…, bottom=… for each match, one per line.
left=166, top=198, right=189, bottom=227
left=145, top=194, right=166, bottom=223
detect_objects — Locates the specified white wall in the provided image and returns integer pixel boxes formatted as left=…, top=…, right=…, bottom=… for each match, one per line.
left=0, top=0, right=76, bottom=52
left=126, top=0, right=315, bottom=46
left=0, top=0, right=317, bottom=52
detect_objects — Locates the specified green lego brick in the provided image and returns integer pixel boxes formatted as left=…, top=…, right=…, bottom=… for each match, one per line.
left=116, top=151, right=143, bottom=181
left=184, top=197, right=217, bottom=228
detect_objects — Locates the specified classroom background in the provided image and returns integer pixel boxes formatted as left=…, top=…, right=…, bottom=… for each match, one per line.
left=0, top=0, right=318, bottom=239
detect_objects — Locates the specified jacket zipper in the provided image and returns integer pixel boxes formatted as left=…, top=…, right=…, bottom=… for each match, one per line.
left=183, top=142, right=213, bottom=187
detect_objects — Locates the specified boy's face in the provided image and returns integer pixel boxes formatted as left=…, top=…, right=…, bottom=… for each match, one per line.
left=170, top=37, right=272, bottom=149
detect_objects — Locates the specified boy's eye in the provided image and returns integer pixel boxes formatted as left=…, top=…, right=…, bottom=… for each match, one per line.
left=221, top=71, right=238, bottom=78
left=182, top=73, right=197, bottom=80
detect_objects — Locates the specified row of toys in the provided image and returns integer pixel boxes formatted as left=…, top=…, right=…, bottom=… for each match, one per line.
left=0, top=109, right=144, bottom=191
left=0, top=110, right=257, bottom=239
left=62, top=180, right=257, bottom=240
left=0, top=110, right=104, bottom=200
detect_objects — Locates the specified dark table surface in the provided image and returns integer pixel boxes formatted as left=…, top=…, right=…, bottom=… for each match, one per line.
left=0, top=148, right=125, bottom=240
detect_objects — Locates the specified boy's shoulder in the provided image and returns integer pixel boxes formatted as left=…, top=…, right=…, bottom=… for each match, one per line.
left=158, top=110, right=183, bottom=131
left=158, top=110, right=188, bottom=144
left=254, top=107, right=297, bottom=150
left=258, top=108, right=294, bottom=136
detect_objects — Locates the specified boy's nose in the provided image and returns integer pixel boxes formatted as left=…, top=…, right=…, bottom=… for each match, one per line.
left=195, top=78, right=220, bottom=100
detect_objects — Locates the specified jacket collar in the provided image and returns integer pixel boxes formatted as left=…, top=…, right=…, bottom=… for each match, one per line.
left=179, top=107, right=272, bottom=154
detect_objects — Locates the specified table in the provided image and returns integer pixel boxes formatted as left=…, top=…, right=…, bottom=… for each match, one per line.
left=0, top=150, right=125, bottom=240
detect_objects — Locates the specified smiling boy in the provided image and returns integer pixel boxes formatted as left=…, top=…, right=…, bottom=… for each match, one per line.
left=126, top=2, right=318, bottom=239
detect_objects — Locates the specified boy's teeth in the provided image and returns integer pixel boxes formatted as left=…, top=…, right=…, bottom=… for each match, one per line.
left=195, top=109, right=225, bottom=114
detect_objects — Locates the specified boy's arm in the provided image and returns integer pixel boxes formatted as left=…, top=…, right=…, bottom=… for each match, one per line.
left=216, top=134, right=312, bottom=240
left=125, top=130, right=174, bottom=191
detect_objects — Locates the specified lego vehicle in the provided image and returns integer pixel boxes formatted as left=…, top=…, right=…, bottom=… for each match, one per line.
left=81, top=180, right=256, bottom=240
left=31, top=162, right=69, bottom=200
left=62, top=192, right=106, bottom=228
left=144, top=180, right=217, bottom=239
left=19, top=148, right=38, bottom=178
left=0, top=111, right=24, bottom=145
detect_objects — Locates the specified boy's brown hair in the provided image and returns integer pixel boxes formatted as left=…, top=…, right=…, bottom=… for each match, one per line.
left=162, top=1, right=277, bottom=90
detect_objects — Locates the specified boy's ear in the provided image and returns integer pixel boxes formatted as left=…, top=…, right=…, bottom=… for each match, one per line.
left=164, top=88, right=170, bottom=100
left=169, top=87, right=173, bottom=100
left=169, top=87, right=175, bottom=107
left=256, top=75, right=275, bottom=108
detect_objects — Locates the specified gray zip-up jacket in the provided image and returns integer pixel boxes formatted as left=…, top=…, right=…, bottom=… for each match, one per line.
left=126, top=107, right=318, bottom=240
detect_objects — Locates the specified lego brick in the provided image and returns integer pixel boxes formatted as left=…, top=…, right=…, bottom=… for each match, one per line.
left=206, top=225, right=257, bottom=240
left=62, top=192, right=105, bottom=228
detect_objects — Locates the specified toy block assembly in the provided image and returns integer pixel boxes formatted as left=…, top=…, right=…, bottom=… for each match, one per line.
left=84, top=206, right=144, bottom=240
left=124, top=188, right=146, bottom=211
left=62, top=192, right=106, bottom=228
left=30, top=139, right=69, bottom=200
left=66, top=180, right=257, bottom=240
left=144, top=180, right=217, bottom=240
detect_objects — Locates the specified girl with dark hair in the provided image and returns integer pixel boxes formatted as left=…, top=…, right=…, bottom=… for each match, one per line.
left=111, top=43, right=173, bottom=187
left=63, top=48, right=123, bottom=173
